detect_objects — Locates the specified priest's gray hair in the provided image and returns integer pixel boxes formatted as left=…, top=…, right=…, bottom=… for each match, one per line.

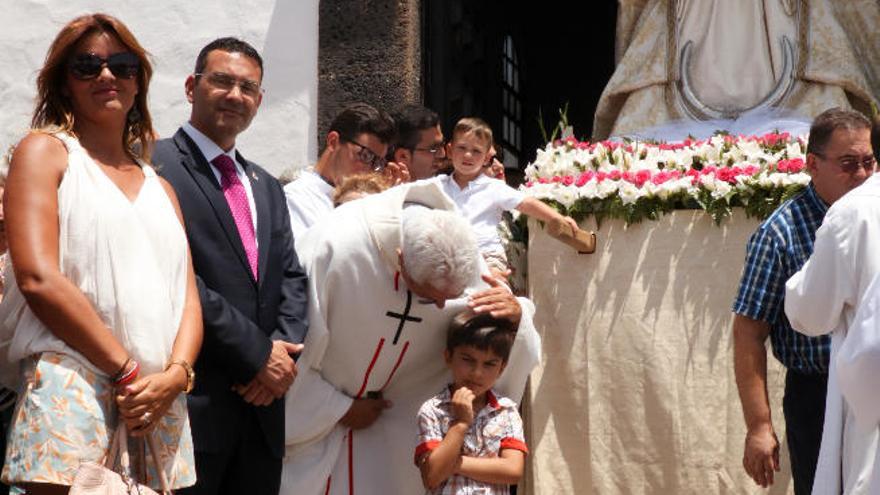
left=400, top=206, right=480, bottom=295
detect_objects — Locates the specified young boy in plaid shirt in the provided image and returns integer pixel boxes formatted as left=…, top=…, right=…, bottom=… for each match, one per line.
left=415, top=310, right=527, bottom=494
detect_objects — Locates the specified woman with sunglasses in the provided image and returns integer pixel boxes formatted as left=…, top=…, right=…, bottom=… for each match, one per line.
left=0, top=13, right=202, bottom=494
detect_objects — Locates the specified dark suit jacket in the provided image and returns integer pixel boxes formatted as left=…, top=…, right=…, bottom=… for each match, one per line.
left=154, top=129, right=308, bottom=458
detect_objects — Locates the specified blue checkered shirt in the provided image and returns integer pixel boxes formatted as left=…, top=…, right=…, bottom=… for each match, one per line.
left=732, top=183, right=831, bottom=374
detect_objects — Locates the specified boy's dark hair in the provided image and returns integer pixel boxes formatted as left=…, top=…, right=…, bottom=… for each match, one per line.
left=447, top=310, right=516, bottom=362
left=391, top=105, right=440, bottom=151
left=329, top=103, right=396, bottom=148
left=806, top=107, right=871, bottom=156
left=194, top=37, right=264, bottom=79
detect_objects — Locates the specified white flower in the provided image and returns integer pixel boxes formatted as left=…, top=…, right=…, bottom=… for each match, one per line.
left=618, top=182, right=642, bottom=205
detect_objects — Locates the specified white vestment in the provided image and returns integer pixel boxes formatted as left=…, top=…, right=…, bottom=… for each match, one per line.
left=279, top=181, right=542, bottom=495
left=785, top=174, right=880, bottom=494
left=283, top=169, right=334, bottom=246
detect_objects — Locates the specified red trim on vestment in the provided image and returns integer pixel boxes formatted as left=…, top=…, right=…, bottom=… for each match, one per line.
left=414, top=440, right=442, bottom=464
left=324, top=476, right=331, bottom=495
left=355, top=339, right=385, bottom=399
left=500, top=437, right=529, bottom=454
left=348, top=432, right=354, bottom=495
left=379, top=341, right=410, bottom=391
left=394, top=271, right=400, bottom=291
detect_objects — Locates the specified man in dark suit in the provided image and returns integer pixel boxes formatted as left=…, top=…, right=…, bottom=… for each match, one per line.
left=153, top=37, right=308, bottom=495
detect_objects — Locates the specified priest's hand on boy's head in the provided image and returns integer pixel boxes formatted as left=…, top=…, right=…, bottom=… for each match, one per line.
left=468, top=274, right=521, bottom=327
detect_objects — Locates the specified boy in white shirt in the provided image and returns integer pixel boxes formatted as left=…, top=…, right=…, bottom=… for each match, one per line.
left=434, top=117, right=578, bottom=272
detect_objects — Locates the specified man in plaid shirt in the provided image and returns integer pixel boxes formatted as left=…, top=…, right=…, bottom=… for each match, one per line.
left=732, top=108, right=875, bottom=495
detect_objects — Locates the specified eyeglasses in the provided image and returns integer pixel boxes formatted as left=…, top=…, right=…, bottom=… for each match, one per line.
left=814, top=152, right=877, bottom=174
left=344, top=138, right=387, bottom=171
left=195, top=72, right=263, bottom=99
left=412, top=145, right=446, bottom=158
left=68, top=52, right=140, bottom=80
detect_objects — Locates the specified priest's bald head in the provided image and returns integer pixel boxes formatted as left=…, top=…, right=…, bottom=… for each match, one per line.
left=397, top=206, right=480, bottom=309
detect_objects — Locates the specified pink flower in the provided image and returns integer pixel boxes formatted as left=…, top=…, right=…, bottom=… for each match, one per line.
left=576, top=171, right=594, bottom=187
left=538, top=177, right=549, bottom=184
left=651, top=171, right=671, bottom=185
left=787, top=158, right=805, bottom=173
left=635, top=169, right=651, bottom=187
left=562, top=175, right=575, bottom=186
left=551, top=176, right=562, bottom=183
left=608, top=170, right=622, bottom=181
left=525, top=181, right=534, bottom=188
left=596, top=171, right=608, bottom=182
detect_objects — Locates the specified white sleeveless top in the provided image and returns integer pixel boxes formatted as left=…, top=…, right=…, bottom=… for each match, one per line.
left=0, top=131, right=189, bottom=381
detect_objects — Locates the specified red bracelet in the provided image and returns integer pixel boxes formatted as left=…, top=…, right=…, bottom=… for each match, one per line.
left=114, top=360, right=140, bottom=386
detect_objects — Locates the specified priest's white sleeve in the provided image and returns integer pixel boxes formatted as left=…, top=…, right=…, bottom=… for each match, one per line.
left=785, top=206, right=857, bottom=337
left=494, top=296, right=541, bottom=404
left=837, top=272, right=880, bottom=428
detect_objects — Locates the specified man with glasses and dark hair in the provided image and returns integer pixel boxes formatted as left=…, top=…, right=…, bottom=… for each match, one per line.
left=153, top=37, right=309, bottom=495
left=284, top=102, right=396, bottom=242
left=389, top=104, right=447, bottom=181
left=732, top=107, right=874, bottom=495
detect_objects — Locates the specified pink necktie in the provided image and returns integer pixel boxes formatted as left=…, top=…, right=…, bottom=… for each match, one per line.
left=212, top=154, right=258, bottom=280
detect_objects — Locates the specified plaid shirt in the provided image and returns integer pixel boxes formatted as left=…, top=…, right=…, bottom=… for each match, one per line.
left=733, top=183, right=831, bottom=374
left=415, top=386, right=528, bottom=495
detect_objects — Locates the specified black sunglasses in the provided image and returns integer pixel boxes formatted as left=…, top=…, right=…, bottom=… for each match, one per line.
left=68, top=52, right=140, bottom=80
left=344, top=138, right=387, bottom=172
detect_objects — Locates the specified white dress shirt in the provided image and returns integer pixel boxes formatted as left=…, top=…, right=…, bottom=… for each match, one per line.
left=433, top=174, right=525, bottom=253
left=283, top=169, right=335, bottom=243
left=182, top=122, right=258, bottom=235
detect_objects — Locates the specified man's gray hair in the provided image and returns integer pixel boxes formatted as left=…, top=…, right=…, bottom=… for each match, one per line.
left=400, top=206, right=480, bottom=295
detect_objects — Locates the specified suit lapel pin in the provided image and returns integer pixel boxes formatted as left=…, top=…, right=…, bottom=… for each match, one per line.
left=251, top=170, right=259, bottom=181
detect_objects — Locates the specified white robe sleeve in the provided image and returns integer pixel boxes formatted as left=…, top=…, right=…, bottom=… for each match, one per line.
left=785, top=206, right=857, bottom=336
left=837, top=273, right=880, bottom=428
left=494, top=297, right=541, bottom=404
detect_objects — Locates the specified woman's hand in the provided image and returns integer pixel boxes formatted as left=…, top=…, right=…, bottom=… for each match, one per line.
left=116, top=367, right=187, bottom=436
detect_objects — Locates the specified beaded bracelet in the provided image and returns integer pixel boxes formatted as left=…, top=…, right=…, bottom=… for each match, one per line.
left=114, top=360, right=140, bottom=386
left=112, top=357, right=132, bottom=381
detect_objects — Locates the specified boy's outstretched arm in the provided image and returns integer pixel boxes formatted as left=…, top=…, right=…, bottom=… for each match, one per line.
left=456, top=449, right=526, bottom=486
left=516, top=197, right=578, bottom=231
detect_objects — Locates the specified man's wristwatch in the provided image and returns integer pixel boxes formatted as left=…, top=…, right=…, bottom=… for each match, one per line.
left=166, top=359, right=195, bottom=393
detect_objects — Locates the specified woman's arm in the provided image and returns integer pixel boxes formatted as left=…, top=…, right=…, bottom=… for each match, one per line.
left=5, top=133, right=129, bottom=374
left=456, top=449, right=525, bottom=486
left=118, top=178, right=203, bottom=435
left=515, top=197, right=578, bottom=231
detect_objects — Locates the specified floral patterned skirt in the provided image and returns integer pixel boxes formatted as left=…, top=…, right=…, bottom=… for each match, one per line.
left=1, top=352, right=196, bottom=489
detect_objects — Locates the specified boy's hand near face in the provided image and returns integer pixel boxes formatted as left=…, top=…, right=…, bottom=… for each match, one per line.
left=450, top=386, right=475, bottom=426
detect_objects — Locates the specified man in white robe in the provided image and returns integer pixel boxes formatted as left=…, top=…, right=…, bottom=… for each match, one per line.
left=284, top=103, right=395, bottom=242
left=279, top=181, right=541, bottom=495
left=784, top=123, right=879, bottom=495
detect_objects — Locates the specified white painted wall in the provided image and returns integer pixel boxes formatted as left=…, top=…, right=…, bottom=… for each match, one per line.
left=0, top=0, right=318, bottom=176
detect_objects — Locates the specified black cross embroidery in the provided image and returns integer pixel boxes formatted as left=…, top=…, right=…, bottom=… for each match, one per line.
left=386, top=290, right=423, bottom=345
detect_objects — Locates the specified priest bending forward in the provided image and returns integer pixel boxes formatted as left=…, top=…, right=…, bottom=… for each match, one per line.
left=279, top=181, right=541, bottom=495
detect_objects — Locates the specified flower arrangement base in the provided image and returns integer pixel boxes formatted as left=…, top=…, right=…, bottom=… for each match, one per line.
left=523, top=211, right=792, bottom=495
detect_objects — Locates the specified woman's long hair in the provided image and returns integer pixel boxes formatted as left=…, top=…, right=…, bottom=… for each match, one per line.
left=32, top=13, right=154, bottom=161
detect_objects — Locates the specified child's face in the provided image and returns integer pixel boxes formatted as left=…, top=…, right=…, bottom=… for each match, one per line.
left=444, top=345, right=506, bottom=399
left=450, top=132, right=490, bottom=181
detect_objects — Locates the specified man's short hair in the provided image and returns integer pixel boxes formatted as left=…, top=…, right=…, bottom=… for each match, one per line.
left=391, top=105, right=440, bottom=151
left=872, top=114, right=880, bottom=161
left=447, top=309, right=516, bottom=362
left=806, top=107, right=872, bottom=156
left=194, top=37, right=264, bottom=79
left=452, top=117, right=494, bottom=149
left=330, top=103, right=396, bottom=147
left=400, top=206, right=479, bottom=297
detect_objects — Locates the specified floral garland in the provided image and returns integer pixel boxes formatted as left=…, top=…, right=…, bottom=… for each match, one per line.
left=521, top=132, right=812, bottom=225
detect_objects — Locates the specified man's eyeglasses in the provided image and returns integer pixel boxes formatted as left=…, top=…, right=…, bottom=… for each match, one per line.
left=195, top=72, right=263, bottom=99
left=68, top=52, right=140, bottom=80
left=814, top=152, right=877, bottom=174
left=412, top=145, right=446, bottom=158
left=344, top=138, right=387, bottom=172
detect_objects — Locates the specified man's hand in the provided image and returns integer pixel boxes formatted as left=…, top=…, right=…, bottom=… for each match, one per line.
left=383, top=161, right=411, bottom=186
left=233, top=379, right=275, bottom=406
left=468, top=274, right=521, bottom=326
left=255, top=340, right=304, bottom=397
left=742, top=423, right=780, bottom=487
left=339, top=398, right=392, bottom=430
